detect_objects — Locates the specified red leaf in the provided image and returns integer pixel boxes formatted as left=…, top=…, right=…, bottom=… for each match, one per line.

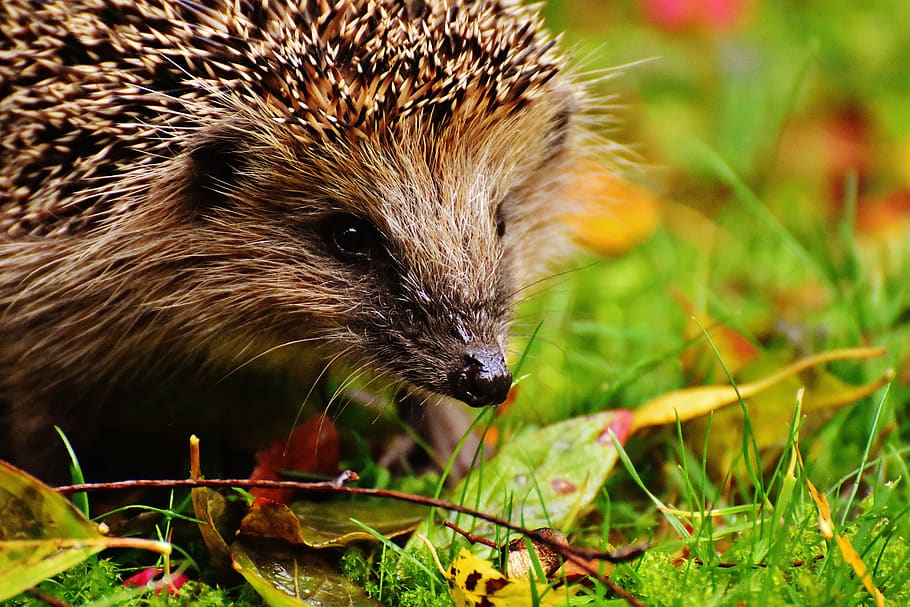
left=249, top=416, right=339, bottom=503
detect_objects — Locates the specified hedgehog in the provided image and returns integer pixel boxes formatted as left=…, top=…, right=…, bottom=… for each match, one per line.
left=0, top=0, right=593, bottom=479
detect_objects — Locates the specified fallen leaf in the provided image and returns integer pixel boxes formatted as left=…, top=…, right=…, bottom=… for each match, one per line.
left=855, top=189, right=910, bottom=242
left=190, top=435, right=236, bottom=570
left=250, top=416, right=340, bottom=503
left=232, top=539, right=382, bottom=607
left=123, top=567, right=189, bottom=595
left=687, top=358, right=895, bottom=476
left=238, top=497, right=427, bottom=548
left=191, top=486, right=236, bottom=571
left=444, top=547, right=577, bottom=607
left=502, top=528, right=568, bottom=579
left=802, top=454, right=885, bottom=607
left=630, top=346, right=889, bottom=433
left=238, top=499, right=306, bottom=546
left=640, top=0, right=750, bottom=32
left=288, top=499, right=426, bottom=548
left=673, top=290, right=760, bottom=382
left=412, top=409, right=634, bottom=552
left=0, top=462, right=170, bottom=601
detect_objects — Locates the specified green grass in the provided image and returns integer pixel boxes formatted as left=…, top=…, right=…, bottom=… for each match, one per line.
left=6, top=1, right=910, bottom=605
left=507, top=1, right=910, bottom=603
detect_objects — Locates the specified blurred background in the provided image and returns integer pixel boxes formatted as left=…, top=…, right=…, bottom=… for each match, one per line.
left=500, top=0, right=910, bottom=487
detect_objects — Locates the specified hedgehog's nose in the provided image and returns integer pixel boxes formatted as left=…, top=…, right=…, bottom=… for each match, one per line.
left=450, top=347, right=512, bottom=407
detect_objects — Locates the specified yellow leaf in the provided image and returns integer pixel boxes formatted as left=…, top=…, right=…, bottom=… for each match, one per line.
left=802, top=455, right=885, bottom=607
left=445, top=548, right=575, bottom=607
left=685, top=356, right=894, bottom=477
left=631, top=346, right=888, bottom=433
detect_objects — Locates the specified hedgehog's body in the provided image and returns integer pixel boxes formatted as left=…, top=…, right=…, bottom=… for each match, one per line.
left=0, top=0, right=584, bottom=478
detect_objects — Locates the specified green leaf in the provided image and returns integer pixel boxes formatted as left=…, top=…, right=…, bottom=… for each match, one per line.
left=0, top=461, right=106, bottom=600
left=413, top=409, right=633, bottom=552
left=238, top=498, right=425, bottom=548
left=287, top=499, right=427, bottom=548
left=232, top=539, right=384, bottom=607
left=0, top=462, right=171, bottom=601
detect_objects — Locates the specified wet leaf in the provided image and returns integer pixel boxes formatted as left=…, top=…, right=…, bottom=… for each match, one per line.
left=239, top=497, right=426, bottom=549
left=238, top=499, right=305, bottom=546
left=413, top=409, right=633, bottom=551
left=288, top=499, right=426, bottom=548
left=0, top=462, right=170, bottom=600
left=0, top=463, right=105, bottom=599
left=232, top=539, right=383, bottom=607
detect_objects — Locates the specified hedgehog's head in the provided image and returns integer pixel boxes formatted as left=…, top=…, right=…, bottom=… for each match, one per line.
left=155, top=0, right=584, bottom=406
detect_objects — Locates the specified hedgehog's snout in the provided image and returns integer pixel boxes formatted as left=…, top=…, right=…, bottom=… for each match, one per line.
left=449, top=346, right=512, bottom=407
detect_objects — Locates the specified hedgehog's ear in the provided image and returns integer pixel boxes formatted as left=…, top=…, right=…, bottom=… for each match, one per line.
left=185, top=133, right=248, bottom=208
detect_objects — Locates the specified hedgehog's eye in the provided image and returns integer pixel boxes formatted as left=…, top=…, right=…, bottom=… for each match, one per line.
left=495, top=204, right=506, bottom=238
left=323, top=213, right=383, bottom=262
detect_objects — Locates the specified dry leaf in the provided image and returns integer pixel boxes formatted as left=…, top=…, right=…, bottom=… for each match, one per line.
left=631, top=346, right=889, bottom=433
left=802, top=453, right=885, bottom=607
left=502, top=528, right=567, bottom=579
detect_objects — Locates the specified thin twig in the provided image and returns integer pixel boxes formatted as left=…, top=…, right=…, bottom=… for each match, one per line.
left=57, top=474, right=648, bottom=604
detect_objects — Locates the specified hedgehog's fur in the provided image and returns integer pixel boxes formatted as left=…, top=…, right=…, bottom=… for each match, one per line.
left=0, top=0, right=588, bottom=478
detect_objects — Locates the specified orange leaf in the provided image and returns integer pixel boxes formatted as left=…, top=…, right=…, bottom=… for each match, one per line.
left=564, top=164, right=660, bottom=255
left=856, top=189, right=910, bottom=241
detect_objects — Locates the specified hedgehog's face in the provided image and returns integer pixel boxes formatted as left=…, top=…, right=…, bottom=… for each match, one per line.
left=185, top=96, right=574, bottom=407
left=313, top=205, right=514, bottom=407
left=303, top=106, right=573, bottom=406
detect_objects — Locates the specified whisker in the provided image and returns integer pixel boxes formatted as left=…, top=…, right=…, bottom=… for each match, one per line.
left=219, top=335, right=329, bottom=382
left=508, top=261, right=596, bottom=303
left=282, top=346, right=354, bottom=454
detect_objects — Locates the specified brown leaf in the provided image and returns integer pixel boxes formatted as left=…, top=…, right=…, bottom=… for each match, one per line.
left=503, top=528, right=567, bottom=579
